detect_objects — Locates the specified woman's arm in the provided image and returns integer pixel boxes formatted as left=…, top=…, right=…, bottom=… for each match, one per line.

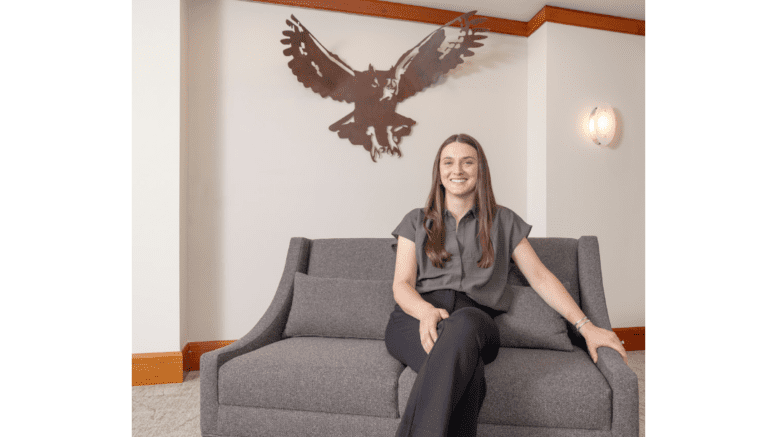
left=511, top=237, right=627, bottom=364
left=393, top=235, right=449, bottom=353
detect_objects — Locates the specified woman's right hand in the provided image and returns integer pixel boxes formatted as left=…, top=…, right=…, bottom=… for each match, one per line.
left=419, top=306, right=450, bottom=354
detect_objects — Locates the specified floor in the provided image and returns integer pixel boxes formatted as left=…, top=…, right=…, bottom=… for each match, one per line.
left=132, top=350, right=645, bottom=436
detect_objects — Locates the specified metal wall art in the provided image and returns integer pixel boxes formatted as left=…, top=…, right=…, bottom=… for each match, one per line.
left=281, top=11, right=488, bottom=162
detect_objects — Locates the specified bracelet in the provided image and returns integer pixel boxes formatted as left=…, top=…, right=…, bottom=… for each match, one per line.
left=577, top=319, right=591, bottom=332
left=574, top=316, right=589, bottom=330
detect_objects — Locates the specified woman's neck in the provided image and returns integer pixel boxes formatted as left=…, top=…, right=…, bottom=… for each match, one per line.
left=445, top=193, right=476, bottom=221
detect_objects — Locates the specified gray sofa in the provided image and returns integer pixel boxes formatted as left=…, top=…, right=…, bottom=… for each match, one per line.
left=200, top=236, right=638, bottom=436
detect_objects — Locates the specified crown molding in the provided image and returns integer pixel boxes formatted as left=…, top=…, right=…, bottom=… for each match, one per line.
left=251, top=0, right=644, bottom=36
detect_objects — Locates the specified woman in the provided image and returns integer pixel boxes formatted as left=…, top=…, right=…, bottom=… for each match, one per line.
left=384, top=133, right=627, bottom=437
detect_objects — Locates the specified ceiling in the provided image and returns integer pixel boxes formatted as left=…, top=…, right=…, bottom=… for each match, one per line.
left=386, top=0, right=645, bottom=22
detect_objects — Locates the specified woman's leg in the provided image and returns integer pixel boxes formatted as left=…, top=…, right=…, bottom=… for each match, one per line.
left=384, top=289, right=456, bottom=373
left=447, top=293, right=503, bottom=437
left=390, top=300, right=501, bottom=437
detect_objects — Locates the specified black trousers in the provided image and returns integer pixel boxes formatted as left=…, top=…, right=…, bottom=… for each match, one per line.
left=384, top=289, right=503, bottom=437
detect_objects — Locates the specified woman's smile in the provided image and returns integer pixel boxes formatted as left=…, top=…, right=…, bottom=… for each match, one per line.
left=440, top=142, right=478, bottom=197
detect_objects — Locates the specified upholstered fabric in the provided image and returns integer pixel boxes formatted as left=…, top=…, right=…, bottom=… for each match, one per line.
left=218, top=337, right=403, bottom=418
left=200, top=237, right=311, bottom=436
left=207, top=405, right=613, bottom=437
left=480, top=347, right=611, bottom=429
left=306, top=238, right=396, bottom=280
left=284, top=273, right=395, bottom=339
left=398, top=347, right=610, bottom=430
left=208, top=405, right=620, bottom=437
left=212, top=405, right=399, bottom=437
left=494, top=283, right=574, bottom=351
left=527, top=238, right=581, bottom=306
left=200, top=236, right=640, bottom=437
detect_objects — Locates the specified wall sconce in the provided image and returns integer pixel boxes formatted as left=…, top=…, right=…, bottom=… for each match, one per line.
left=587, top=104, right=617, bottom=147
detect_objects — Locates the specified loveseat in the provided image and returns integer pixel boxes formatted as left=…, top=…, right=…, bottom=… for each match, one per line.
left=200, top=236, right=638, bottom=436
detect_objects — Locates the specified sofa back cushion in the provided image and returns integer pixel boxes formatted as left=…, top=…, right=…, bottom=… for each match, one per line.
left=495, top=283, right=574, bottom=351
left=526, top=238, right=581, bottom=307
left=284, top=272, right=395, bottom=340
left=288, top=237, right=582, bottom=343
left=306, top=239, right=396, bottom=281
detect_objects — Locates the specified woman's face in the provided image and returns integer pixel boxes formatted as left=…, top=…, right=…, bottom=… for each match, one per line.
left=439, top=142, right=478, bottom=199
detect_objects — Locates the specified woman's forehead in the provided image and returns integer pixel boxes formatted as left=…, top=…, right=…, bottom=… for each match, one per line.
left=441, top=142, right=477, bottom=159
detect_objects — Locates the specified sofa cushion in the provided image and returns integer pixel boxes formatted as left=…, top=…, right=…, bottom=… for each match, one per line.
left=306, top=238, right=397, bottom=280
left=527, top=238, right=582, bottom=306
left=397, top=347, right=611, bottom=430
left=284, top=272, right=395, bottom=340
left=218, top=337, right=403, bottom=418
left=494, top=283, right=574, bottom=351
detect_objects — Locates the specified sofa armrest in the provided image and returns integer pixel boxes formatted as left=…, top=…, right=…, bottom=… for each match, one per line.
left=596, top=347, right=639, bottom=436
left=577, top=236, right=612, bottom=331
left=199, top=237, right=311, bottom=435
left=579, top=236, right=639, bottom=436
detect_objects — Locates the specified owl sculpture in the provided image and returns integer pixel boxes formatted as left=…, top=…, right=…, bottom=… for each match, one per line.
left=281, top=11, right=487, bottom=162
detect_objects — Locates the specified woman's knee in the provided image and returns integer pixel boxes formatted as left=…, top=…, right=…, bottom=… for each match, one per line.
left=447, top=307, right=496, bottom=333
left=443, top=307, right=501, bottom=362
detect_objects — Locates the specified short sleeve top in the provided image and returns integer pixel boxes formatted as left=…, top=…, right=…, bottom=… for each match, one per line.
left=391, top=205, right=532, bottom=312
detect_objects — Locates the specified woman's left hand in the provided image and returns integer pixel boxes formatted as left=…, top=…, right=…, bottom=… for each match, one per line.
left=579, top=323, right=628, bottom=365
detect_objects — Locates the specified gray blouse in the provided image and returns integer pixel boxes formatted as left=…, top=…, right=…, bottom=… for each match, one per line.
left=391, top=205, right=532, bottom=312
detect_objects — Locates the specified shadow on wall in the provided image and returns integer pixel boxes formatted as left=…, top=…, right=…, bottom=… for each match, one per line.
left=432, top=33, right=523, bottom=88
left=186, top=0, right=225, bottom=344
left=609, top=107, right=624, bottom=150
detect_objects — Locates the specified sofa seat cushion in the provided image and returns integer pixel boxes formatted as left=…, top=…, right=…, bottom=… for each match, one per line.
left=218, top=337, right=403, bottom=418
left=398, top=346, right=611, bottom=430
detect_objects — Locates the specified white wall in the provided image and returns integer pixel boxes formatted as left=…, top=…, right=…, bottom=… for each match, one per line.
left=184, top=0, right=528, bottom=342
left=132, top=0, right=183, bottom=354
left=526, top=24, right=548, bottom=237
left=132, top=1, right=645, bottom=352
left=543, top=23, right=645, bottom=327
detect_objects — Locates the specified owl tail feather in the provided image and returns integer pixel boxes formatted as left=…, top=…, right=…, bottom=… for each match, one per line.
left=329, top=112, right=372, bottom=153
left=329, top=111, right=416, bottom=161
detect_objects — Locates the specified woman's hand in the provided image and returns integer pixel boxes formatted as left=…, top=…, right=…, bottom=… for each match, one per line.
left=418, top=306, right=450, bottom=354
left=580, top=323, right=628, bottom=365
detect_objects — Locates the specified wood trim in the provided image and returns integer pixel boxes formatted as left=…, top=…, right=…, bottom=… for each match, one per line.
left=255, top=0, right=523, bottom=35
left=132, top=342, right=237, bottom=386
left=251, top=0, right=643, bottom=37
left=183, top=340, right=237, bottom=372
left=132, top=352, right=183, bottom=386
left=612, top=327, right=645, bottom=351
left=533, top=6, right=645, bottom=37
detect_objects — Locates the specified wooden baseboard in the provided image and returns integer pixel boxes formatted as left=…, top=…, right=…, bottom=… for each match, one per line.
left=132, top=352, right=183, bottom=386
left=135, top=328, right=644, bottom=385
left=183, top=340, right=237, bottom=372
left=613, top=327, right=645, bottom=351
left=132, top=341, right=236, bottom=386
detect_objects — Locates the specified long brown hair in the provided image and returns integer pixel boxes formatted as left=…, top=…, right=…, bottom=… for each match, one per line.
left=424, top=133, right=499, bottom=269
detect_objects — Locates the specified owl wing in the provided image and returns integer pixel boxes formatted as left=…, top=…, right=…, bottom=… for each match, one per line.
left=392, top=11, right=488, bottom=103
left=281, top=15, right=357, bottom=103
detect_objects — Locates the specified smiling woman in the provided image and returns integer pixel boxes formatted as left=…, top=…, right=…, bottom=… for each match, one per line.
left=384, top=133, right=628, bottom=437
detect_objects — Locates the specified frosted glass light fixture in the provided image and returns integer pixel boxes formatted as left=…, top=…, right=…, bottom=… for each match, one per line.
left=587, top=104, right=617, bottom=147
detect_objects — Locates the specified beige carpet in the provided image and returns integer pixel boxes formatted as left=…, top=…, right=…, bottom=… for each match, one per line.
left=132, top=350, right=645, bottom=436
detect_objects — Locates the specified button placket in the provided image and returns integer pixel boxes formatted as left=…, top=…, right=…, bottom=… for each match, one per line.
left=445, top=214, right=463, bottom=288
left=451, top=214, right=468, bottom=290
